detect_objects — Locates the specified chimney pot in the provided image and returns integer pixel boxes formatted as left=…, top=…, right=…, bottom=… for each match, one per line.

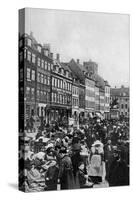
left=77, top=59, right=80, bottom=64
left=56, top=53, right=60, bottom=61
left=50, top=53, right=53, bottom=59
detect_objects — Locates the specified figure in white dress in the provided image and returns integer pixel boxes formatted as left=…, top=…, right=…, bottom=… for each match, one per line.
left=88, top=140, right=105, bottom=184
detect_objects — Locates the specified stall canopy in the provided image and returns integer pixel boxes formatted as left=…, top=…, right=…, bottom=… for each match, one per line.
left=96, top=112, right=104, bottom=119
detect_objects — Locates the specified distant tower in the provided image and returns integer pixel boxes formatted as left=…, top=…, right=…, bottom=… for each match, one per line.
left=83, top=60, right=98, bottom=75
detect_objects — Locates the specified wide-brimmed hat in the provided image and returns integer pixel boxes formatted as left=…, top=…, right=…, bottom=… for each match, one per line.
left=92, top=140, right=103, bottom=147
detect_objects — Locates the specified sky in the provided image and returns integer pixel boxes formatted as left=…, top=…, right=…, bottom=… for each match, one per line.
left=24, top=8, right=129, bottom=88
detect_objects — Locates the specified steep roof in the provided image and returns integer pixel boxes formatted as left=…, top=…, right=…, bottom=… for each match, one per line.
left=94, top=74, right=105, bottom=89
left=68, top=59, right=85, bottom=84
left=60, top=62, right=72, bottom=72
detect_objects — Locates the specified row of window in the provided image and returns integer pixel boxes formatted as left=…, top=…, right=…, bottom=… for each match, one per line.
left=120, top=111, right=129, bottom=116
left=112, top=97, right=129, bottom=102
left=26, top=86, right=50, bottom=102
left=52, top=92, right=71, bottom=105
left=86, top=90, right=95, bottom=97
left=19, top=38, right=50, bottom=57
left=121, top=104, right=128, bottom=109
left=37, top=73, right=50, bottom=85
left=105, top=87, right=110, bottom=94
left=27, top=68, right=35, bottom=81
left=26, top=87, right=35, bottom=99
left=72, top=98, right=79, bottom=107
left=19, top=49, right=52, bottom=71
left=52, top=77, right=72, bottom=91
left=37, top=90, right=50, bottom=102
left=72, top=86, right=79, bottom=95
left=105, top=96, right=110, bottom=104
left=53, top=65, right=70, bottom=78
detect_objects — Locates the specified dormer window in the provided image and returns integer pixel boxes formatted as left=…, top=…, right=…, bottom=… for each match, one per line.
left=61, top=68, right=64, bottom=75
left=51, top=64, right=53, bottom=70
left=56, top=66, right=59, bottom=72
left=44, top=49, right=49, bottom=57
left=66, top=71, right=69, bottom=77
left=27, top=38, right=32, bottom=47
left=37, top=45, right=41, bottom=53
left=58, top=68, right=61, bottom=74
left=48, top=63, right=51, bottom=71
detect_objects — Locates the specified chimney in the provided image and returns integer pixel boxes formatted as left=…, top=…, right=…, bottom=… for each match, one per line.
left=77, top=59, right=80, bottom=64
left=30, top=31, right=33, bottom=37
left=56, top=53, right=60, bottom=62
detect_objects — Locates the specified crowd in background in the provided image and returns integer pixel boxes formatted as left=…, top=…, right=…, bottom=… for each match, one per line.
left=19, top=117, right=129, bottom=192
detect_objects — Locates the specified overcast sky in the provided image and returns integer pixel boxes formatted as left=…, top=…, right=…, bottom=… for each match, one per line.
left=25, top=8, right=129, bottom=88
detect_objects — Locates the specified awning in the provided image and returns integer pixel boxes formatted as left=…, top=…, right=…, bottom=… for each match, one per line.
left=96, top=112, right=103, bottom=119
left=38, top=103, right=47, bottom=108
left=96, top=112, right=101, bottom=117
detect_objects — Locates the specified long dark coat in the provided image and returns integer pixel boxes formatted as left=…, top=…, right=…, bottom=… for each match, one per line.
left=58, top=155, right=77, bottom=190
left=108, top=158, right=129, bottom=186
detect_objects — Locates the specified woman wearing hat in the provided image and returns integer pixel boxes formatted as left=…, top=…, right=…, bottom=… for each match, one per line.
left=58, top=147, right=76, bottom=190
left=88, top=140, right=104, bottom=184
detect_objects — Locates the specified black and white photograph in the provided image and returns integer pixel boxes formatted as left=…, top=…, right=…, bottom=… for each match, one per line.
left=19, top=8, right=129, bottom=192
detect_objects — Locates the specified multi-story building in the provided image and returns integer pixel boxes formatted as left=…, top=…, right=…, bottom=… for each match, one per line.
left=71, top=76, right=80, bottom=125
left=85, top=75, right=95, bottom=117
left=69, top=59, right=96, bottom=118
left=19, top=32, right=53, bottom=125
left=36, top=43, right=53, bottom=123
left=99, top=87, right=105, bottom=115
left=50, top=56, right=72, bottom=124
left=104, top=81, right=110, bottom=119
left=95, top=83, right=100, bottom=113
left=84, top=60, right=110, bottom=119
left=68, top=59, right=86, bottom=121
left=19, top=32, right=111, bottom=126
left=110, top=85, right=129, bottom=119
left=79, top=82, right=86, bottom=124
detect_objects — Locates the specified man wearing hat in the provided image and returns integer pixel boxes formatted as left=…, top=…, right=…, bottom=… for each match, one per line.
left=104, top=138, right=114, bottom=181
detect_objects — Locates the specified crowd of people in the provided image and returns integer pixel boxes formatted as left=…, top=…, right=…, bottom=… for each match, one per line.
left=19, top=117, right=129, bottom=192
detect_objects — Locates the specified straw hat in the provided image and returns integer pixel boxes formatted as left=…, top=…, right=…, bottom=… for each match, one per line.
left=92, top=140, right=103, bottom=147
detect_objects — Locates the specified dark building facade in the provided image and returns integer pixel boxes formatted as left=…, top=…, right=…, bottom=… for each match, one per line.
left=19, top=33, right=53, bottom=126
left=68, top=59, right=86, bottom=121
left=49, top=57, right=72, bottom=125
